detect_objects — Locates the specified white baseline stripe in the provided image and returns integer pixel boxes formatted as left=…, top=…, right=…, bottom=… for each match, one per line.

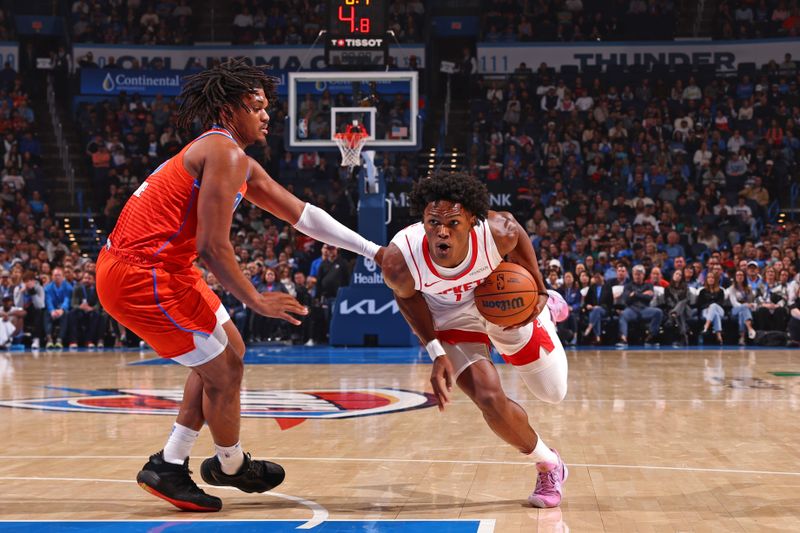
left=477, top=519, right=496, bottom=533
left=1, top=456, right=798, bottom=477
left=0, top=476, right=327, bottom=528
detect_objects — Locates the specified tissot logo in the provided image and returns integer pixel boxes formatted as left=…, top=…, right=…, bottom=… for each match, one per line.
left=0, top=387, right=436, bottom=430
left=331, top=38, right=384, bottom=48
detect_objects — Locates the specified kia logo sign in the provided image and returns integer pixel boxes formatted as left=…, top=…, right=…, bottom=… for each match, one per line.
left=339, top=299, right=399, bottom=315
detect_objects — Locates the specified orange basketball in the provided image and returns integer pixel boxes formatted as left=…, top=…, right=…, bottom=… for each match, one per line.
left=474, top=262, right=538, bottom=327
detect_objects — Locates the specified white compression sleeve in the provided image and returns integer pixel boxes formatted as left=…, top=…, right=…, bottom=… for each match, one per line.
left=293, top=203, right=381, bottom=260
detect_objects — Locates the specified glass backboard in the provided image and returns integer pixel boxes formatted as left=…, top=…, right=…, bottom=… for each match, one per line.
left=287, top=71, right=419, bottom=151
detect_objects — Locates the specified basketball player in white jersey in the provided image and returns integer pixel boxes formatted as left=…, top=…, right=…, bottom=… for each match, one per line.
left=381, top=172, right=569, bottom=507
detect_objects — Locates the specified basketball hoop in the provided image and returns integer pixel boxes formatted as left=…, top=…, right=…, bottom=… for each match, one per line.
left=333, top=123, right=369, bottom=168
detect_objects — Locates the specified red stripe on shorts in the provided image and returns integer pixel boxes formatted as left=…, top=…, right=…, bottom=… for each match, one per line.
left=501, top=318, right=555, bottom=366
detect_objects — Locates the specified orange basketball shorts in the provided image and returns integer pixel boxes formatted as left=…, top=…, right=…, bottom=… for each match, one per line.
left=96, top=249, right=230, bottom=365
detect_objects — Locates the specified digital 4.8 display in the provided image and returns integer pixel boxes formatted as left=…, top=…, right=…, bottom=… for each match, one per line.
left=329, top=0, right=387, bottom=36
left=327, top=0, right=388, bottom=67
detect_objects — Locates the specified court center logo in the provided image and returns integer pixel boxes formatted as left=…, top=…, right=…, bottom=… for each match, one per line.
left=0, top=387, right=436, bottom=430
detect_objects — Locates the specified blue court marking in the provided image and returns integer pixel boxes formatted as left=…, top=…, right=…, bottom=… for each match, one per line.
left=0, top=521, right=486, bottom=533
left=128, top=343, right=796, bottom=366
left=129, top=345, right=434, bottom=365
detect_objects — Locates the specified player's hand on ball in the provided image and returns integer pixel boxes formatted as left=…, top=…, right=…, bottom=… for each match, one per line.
left=254, top=292, right=308, bottom=325
left=430, top=355, right=454, bottom=411
left=504, top=292, right=548, bottom=331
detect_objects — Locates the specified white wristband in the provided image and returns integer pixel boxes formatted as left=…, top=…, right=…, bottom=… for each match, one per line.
left=425, top=339, right=445, bottom=361
left=293, top=203, right=381, bottom=260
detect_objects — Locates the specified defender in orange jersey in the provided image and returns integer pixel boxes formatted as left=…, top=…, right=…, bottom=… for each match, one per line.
left=97, top=59, right=385, bottom=512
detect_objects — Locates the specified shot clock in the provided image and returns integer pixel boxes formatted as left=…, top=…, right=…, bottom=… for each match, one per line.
left=326, top=0, right=389, bottom=67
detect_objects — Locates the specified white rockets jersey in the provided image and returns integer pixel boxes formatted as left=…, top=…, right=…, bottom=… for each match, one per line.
left=391, top=219, right=504, bottom=332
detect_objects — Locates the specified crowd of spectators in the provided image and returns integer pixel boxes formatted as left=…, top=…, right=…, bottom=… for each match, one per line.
left=0, top=175, right=103, bottom=350
left=64, top=47, right=800, bottom=348
left=481, top=0, right=676, bottom=42
left=230, top=0, right=424, bottom=45
left=460, top=56, right=800, bottom=345
left=70, top=0, right=194, bottom=45
left=715, top=0, right=800, bottom=39
left=0, top=68, right=108, bottom=351
left=0, top=62, right=41, bottom=201
left=73, top=85, right=365, bottom=347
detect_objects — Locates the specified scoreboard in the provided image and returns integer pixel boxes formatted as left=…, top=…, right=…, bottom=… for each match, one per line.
left=326, top=0, right=389, bottom=67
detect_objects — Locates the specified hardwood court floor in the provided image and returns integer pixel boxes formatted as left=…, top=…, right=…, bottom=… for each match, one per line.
left=0, top=346, right=799, bottom=532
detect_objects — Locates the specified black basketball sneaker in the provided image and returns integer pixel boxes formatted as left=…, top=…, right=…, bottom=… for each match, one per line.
left=136, top=450, right=222, bottom=512
left=200, top=452, right=285, bottom=493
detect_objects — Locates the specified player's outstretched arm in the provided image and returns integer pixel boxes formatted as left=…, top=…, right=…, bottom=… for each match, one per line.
left=382, top=243, right=454, bottom=410
left=488, top=210, right=549, bottom=325
left=243, top=158, right=385, bottom=265
left=195, top=140, right=307, bottom=324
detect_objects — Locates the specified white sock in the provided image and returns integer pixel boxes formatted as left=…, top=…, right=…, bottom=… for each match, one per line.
left=529, top=436, right=558, bottom=466
left=163, top=423, right=200, bottom=465
left=215, top=442, right=245, bottom=475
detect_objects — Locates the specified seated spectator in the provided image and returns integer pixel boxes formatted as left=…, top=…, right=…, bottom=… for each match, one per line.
left=67, top=271, right=102, bottom=348
left=790, top=284, right=800, bottom=345
left=754, top=266, right=789, bottom=331
left=558, top=271, right=581, bottom=345
left=582, top=271, right=613, bottom=344
left=0, top=294, right=24, bottom=347
left=13, top=270, right=44, bottom=349
left=44, top=267, right=72, bottom=349
left=663, top=269, right=690, bottom=346
left=698, top=271, right=726, bottom=345
left=545, top=259, right=563, bottom=289
left=617, top=265, right=662, bottom=347
left=0, top=269, right=12, bottom=299
left=218, top=272, right=249, bottom=341
left=253, top=267, right=288, bottom=342
left=728, top=269, right=758, bottom=344
left=648, top=266, right=669, bottom=289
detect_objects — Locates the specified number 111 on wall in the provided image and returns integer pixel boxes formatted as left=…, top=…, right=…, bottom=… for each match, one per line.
left=339, top=5, right=371, bottom=33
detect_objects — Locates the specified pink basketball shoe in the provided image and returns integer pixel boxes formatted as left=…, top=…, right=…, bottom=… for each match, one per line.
left=546, top=290, right=569, bottom=323
left=528, top=448, right=568, bottom=508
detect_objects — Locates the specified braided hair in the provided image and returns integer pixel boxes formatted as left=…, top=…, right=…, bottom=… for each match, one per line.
left=409, top=171, right=490, bottom=221
left=177, top=58, right=278, bottom=131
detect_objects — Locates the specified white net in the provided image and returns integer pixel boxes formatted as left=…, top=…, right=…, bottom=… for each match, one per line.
left=333, top=124, right=369, bottom=168
left=334, top=133, right=367, bottom=167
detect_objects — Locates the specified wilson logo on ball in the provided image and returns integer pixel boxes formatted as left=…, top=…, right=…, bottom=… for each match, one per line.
left=480, top=297, right=525, bottom=312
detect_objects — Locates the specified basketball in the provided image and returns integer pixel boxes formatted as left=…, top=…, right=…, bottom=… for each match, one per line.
left=474, top=262, right=539, bottom=327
